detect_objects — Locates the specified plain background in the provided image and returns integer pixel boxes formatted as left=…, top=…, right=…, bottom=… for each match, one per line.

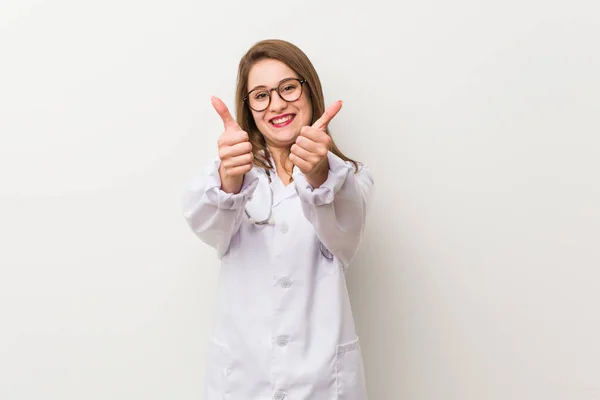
left=1, top=0, right=599, bottom=399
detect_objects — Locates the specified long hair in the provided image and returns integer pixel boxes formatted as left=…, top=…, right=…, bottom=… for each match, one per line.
left=234, top=39, right=359, bottom=173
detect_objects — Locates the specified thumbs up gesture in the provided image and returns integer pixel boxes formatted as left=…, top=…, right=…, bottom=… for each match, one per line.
left=211, top=97, right=253, bottom=194
left=290, top=100, right=342, bottom=187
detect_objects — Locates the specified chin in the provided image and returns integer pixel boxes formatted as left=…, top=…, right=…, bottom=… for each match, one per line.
left=261, top=126, right=299, bottom=147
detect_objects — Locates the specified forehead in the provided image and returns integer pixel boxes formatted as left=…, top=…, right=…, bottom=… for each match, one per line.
left=247, top=59, right=299, bottom=90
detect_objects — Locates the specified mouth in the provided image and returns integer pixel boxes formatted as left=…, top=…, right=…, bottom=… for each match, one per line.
left=269, top=114, right=296, bottom=128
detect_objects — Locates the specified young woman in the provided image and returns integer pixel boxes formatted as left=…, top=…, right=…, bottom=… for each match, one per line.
left=183, top=39, right=374, bottom=400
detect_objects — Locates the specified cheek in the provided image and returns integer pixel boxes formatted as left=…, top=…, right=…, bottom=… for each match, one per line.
left=300, top=106, right=313, bottom=126
left=252, top=111, right=266, bottom=125
left=298, top=98, right=313, bottom=125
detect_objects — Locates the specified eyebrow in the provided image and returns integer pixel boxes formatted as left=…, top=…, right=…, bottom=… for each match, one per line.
left=247, top=76, right=299, bottom=93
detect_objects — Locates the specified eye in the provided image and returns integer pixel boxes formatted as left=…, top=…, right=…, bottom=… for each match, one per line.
left=253, top=91, right=269, bottom=101
left=281, top=84, right=297, bottom=92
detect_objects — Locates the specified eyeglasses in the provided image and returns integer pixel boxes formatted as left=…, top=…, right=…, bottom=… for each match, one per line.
left=243, top=78, right=306, bottom=112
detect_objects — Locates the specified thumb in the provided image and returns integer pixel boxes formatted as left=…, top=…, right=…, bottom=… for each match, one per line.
left=312, top=100, right=342, bottom=130
left=211, top=96, right=240, bottom=130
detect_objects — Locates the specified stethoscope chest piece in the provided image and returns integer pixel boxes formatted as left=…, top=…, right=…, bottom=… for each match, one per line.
left=245, top=171, right=274, bottom=225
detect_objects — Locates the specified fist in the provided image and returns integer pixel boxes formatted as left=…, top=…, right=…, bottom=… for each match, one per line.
left=290, top=100, right=342, bottom=175
left=211, top=96, right=253, bottom=179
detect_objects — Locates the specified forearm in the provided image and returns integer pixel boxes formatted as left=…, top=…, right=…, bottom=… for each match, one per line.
left=183, top=159, right=259, bottom=258
left=293, top=152, right=373, bottom=267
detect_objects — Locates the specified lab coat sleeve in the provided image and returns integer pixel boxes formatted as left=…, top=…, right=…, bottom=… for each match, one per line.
left=292, top=151, right=374, bottom=268
left=182, top=158, right=259, bottom=258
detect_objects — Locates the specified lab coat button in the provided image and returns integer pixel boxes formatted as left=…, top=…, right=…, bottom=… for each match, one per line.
left=279, top=222, right=289, bottom=234
left=276, top=336, right=288, bottom=347
left=279, top=278, right=291, bottom=288
left=274, top=391, right=285, bottom=400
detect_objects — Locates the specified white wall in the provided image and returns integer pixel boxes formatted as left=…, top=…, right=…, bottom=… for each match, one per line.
left=1, top=0, right=599, bottom=399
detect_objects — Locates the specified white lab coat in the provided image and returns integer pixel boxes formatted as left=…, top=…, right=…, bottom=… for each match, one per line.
left=182, top=151, right=374, bottom=400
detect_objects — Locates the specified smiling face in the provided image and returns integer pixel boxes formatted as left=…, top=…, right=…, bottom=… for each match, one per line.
left=246, top=59, right=313, bottom=149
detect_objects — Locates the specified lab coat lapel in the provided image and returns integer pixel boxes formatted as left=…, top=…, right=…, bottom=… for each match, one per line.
left=271, top=174, right=297, bottom=208
left=262, top=153, right=298, bottom=208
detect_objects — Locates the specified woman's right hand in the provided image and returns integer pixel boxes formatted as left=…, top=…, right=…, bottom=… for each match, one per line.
left=211, top=97, right=254, bottom=194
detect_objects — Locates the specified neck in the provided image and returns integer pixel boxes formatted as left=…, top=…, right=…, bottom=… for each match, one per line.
left=268, top=145, right=294, bottom=183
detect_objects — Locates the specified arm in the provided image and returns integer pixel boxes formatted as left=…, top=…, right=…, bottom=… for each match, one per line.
left=292, top=152, right=374, bottom=268
left=182, top=158, right=259, bottom=258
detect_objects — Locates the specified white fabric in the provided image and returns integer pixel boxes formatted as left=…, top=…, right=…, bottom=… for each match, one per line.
left=182, top=151, right=374, bottom=400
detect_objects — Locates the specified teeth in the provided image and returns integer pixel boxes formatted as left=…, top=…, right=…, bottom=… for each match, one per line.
left=272, top=115, right=293, bottom=125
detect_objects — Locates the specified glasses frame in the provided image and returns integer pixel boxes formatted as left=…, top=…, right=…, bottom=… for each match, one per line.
left=243, top=77, right=307, bottom=112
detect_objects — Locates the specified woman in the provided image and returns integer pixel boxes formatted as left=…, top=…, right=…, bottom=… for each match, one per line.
left=183, top=39, right=374, bottom=400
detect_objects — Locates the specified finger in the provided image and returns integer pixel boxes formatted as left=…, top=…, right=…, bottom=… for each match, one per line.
left=299, top=126, right=331, bottom=143
left=223, top=153, right=253, bottom=168
left=211, top=96, right=240, bottom=130
left=229, top=141, right=253, bottom=157
left=218, top=130, right=249, bottom=147
left=291, top=143, right=320, bottom=165
left=289, top=153, right=311, bottom=172
left=220, top=141, right=252, bottom=159
left=225, top=163, right=253, bottom=177
left=311, top=100, right=342, bottom=130
left=295, top=134, right=320, bottom=154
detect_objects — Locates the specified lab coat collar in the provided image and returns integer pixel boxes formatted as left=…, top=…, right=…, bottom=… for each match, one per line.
left=265, top=152, right=297, bottom=207
left=244, top=164, right=296, bottom=224
left=270, top=171, right=297, bottom=207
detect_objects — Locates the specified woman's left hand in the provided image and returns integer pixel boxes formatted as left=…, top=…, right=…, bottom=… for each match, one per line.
left=290, top=100, right=342, bottom=187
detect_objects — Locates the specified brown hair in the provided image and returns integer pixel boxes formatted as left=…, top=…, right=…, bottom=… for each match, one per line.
left=234, top=39, right=359, bottom=174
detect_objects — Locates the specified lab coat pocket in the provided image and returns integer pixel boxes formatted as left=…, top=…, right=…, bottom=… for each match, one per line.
left=204, top=338, right=233, bottom=399
left=336, top=337, right=368, bottom=400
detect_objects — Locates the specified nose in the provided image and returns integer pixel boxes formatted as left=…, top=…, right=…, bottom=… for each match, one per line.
left=268, top=90, right=287, bottom=113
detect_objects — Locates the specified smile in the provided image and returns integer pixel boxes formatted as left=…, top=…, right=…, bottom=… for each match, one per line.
left=270, top=114, right=295, bottom=127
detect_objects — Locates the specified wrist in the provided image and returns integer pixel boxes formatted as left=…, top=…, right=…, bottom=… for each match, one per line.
left=305, top=159, right=329, bottom=189
left=219, top=165, right=244, bottom=194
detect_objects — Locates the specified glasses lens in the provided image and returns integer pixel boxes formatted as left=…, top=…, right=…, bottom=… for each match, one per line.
left=279, top=79, right=302, bottom=102
left=248, top=90, right=270, bottom=111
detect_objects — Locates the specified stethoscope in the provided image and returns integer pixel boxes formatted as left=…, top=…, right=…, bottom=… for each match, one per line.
left=243, top=169, right=334, bottom=260
left=244, top=170, right=275, bottom=225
